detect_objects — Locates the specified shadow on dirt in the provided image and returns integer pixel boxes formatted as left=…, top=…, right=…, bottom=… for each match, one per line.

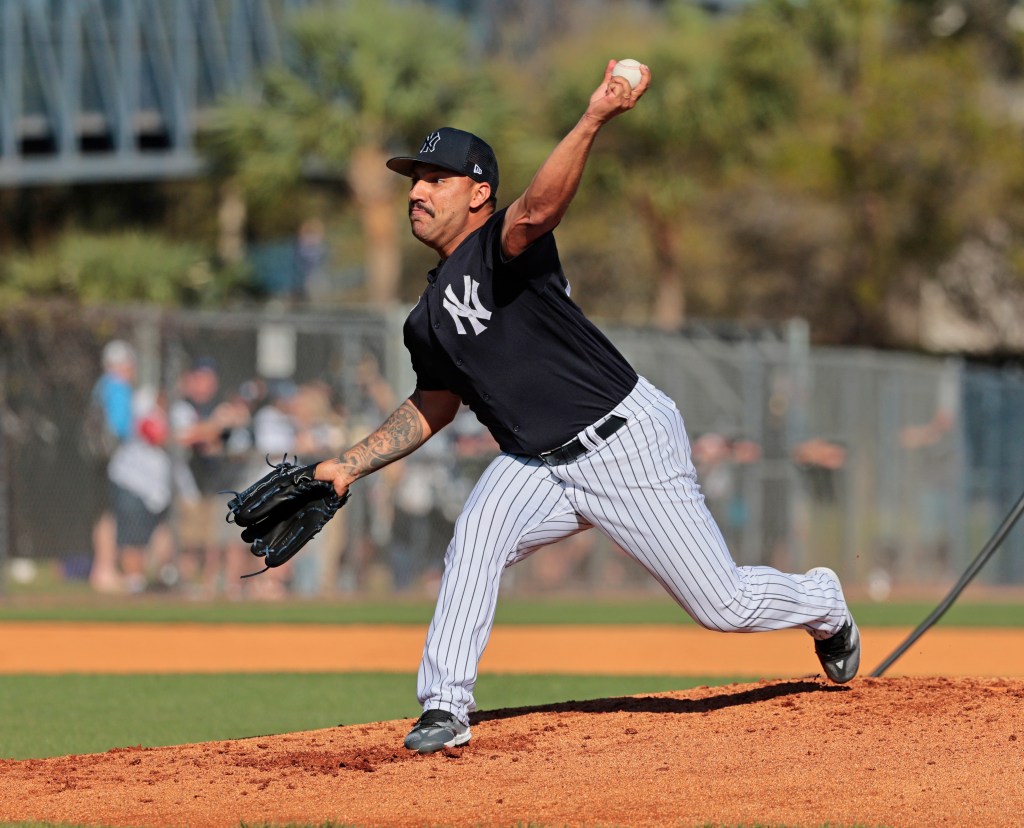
left=471, top=678, right=849, bottom=724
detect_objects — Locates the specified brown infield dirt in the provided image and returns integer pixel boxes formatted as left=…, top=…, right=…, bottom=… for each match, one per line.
left=2, top=625, right=1023, bottom=827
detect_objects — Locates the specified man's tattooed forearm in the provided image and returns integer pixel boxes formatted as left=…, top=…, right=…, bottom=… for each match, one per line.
left=339, top=399, right=425, bottom=476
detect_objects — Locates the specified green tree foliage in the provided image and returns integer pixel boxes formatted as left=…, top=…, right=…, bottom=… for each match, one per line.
left=541, top=2, right=821, bottom=327
left=5, top=0, right=1022, bottom=348
left=0, top=232, right=236, bottom=306
left=729, top=0, right=1024, bottom=344
left=537, top=0, right=1024, bottom=343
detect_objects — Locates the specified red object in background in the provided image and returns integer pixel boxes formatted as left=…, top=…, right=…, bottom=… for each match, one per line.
left=139, top=413, right=169, bottom=446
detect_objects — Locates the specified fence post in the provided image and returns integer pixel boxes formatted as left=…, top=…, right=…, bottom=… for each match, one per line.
left=740, top=340, right=765, bottom=567
left=785, top=318, right=811, bottom=572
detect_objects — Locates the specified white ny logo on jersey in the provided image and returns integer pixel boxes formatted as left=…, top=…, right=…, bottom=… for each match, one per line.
left=443, top=275, right=492, bottom=335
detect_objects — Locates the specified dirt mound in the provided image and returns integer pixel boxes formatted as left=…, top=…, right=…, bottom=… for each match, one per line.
left=2, top=677, right=1022, bottom=827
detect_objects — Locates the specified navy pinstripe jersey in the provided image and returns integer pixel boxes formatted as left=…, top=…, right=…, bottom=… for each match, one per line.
left=403, top=207, right=638, bottom=455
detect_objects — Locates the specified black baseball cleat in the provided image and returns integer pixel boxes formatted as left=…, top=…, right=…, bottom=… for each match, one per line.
left=814, top=619, right=861, bottom=684
left=808, top=566, right=861, bottom=684
left=404, top=709, right=471, bottom=754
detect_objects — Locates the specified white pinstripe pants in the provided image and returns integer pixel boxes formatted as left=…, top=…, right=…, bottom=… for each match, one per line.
left=417, top=377, right=851, bottom=723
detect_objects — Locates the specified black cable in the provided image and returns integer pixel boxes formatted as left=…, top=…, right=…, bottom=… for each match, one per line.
left=870, top=487, right=1024, bottom=677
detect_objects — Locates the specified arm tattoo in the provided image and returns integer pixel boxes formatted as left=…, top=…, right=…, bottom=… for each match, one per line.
left=338, top=396, right=426, bottom=478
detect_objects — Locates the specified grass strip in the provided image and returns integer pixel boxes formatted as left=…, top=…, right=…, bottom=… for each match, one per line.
left=0, top=596, right=1021, bottom=627
left=0, top=672, right=745, bottom=760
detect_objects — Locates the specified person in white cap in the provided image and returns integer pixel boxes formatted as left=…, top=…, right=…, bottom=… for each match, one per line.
left=86, top=339, right=137, bottom=593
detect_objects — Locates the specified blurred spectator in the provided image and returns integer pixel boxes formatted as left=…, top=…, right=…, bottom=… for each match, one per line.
left=792, top=437, right=848, bottom=470
left=790, top=435, right=848, bottom=577
left=692, top=432, right=735, bottom=503
left=171, top=358, right=253, bottom=597
left=291, top=381, right=350, bottom=595
left=692, top=432, right=762, bottom=559
left=899, top=410, right=955, bottom=451
left=792, top=437, right=847, bottom=502
left=899, top=376, right=959, bottom=574
left=334, top=354, right=397, bottom=593
left=106, top=388, right=174, bottom=592
left=385, top=406, right=501, bottom=594
left=296, top=218, right=328, bottom=301
left=85, top=339, right=137, bottom=594
left=251, top=380, right=299, bottom=459
left=390, top=429, right=450, bottom=592
left=292, top=381, right=348, bottom=460
left=444, top=408, right=499, bottom=524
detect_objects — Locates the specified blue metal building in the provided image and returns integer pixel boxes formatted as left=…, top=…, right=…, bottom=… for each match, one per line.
left=0, top=0, right=315, bottom=186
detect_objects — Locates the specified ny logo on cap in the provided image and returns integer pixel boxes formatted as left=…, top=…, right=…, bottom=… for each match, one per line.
left=420, top=132, right=441, bottom=153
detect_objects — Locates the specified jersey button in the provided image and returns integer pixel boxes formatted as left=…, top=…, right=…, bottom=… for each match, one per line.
left=512, top=424, right=520, bottom=432
left=482, top=393, right=490, bottom=401
left=456, top=358, right=464, bottom=366
left=433, top=321, right=440, bottom=329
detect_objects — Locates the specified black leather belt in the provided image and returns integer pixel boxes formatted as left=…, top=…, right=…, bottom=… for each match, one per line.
left=538, top=415, right=627, bottom=466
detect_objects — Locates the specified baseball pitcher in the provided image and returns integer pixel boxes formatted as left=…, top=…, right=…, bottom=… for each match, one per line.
left=311, top=60, right=861, bottom=754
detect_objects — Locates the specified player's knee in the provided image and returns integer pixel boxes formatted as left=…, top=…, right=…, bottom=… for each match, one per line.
left=690, top=587, right=763, bottom=633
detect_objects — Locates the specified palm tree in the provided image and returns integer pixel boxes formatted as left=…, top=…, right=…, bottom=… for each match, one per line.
left=208, top=0, right=486, bottom=306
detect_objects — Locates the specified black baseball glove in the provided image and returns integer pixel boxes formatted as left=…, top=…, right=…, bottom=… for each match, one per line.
left=225, top=457, right=349, bottom=577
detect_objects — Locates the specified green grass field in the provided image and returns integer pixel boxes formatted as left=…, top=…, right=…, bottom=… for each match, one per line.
left=2, top=594, right=1022, bottom=626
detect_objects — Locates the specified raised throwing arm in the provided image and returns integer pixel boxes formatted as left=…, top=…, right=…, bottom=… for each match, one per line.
left=500, top=59, right=650, bottom=259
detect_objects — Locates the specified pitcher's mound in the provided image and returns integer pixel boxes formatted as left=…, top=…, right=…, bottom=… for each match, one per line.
left=2, top=676, right=1022, bottom=827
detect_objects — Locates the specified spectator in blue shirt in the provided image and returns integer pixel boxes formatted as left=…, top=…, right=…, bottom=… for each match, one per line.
left=87, top=339, right=137, bottom=593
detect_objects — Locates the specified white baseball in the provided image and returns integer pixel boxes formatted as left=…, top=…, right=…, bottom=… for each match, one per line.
left=611, top=58, right=643, bottom=90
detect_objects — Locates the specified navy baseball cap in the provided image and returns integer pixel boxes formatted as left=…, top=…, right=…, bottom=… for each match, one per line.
left=386, top=127, right=499, bottom=195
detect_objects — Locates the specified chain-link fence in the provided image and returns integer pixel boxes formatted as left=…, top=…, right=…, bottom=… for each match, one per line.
left=1, top=302, right=1022, bottom=599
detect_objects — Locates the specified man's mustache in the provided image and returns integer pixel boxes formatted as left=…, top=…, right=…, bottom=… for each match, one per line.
left=409, top=201, right=434, bottom=217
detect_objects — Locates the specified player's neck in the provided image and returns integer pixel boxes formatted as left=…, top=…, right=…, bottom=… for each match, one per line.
left=435, top=211, right=491, bottom=260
